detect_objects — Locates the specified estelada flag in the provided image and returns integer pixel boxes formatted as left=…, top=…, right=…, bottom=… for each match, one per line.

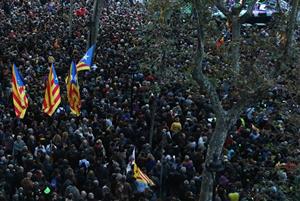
left=76, top=45, right=95, bottom=72
left=42, top=64, right=61, bottom=116
left=133, top=162, right=155, bottom=186
left=11, top=64, right=29, bottom=118
left=66, top=61, right=81, bottom=116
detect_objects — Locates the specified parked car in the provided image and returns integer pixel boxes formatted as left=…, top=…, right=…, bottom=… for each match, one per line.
left=212, top=0, right=289, bottom=23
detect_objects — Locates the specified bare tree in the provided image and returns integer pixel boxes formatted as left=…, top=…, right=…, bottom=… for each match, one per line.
left=139, top=0, right=298, bottom=200
left=214, top=0, right=257, bottom=73
left=192, top=0, right=272, bottom=200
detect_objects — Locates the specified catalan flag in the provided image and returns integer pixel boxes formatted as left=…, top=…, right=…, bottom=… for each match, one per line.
left=133, top=162, right=155, bottom=186
left=11, top=64, right=28, bottom=119
left=66, top=61, right=81, bottom=116
left=42, top=64, right=61, bottom=116
left=76, top=45, right=96, bottom=72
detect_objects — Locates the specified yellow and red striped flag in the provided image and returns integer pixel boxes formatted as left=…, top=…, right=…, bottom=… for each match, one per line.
left=76, top=45, right=95, bottom=72
left=66, top=61, right=81, bottom=116
left=42, top=64, right=61, bottom=116
left=133, top=162, right=155, bottom=186
left=11, top=64, right=29, bottom=118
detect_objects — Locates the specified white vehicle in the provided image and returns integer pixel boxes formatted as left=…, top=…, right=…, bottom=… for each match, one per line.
left=213, top=0, right=289, bottom=23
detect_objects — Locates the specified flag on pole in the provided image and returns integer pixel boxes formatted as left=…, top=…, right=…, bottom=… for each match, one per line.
left=66, top=61, right=81, bottom=116
left=133, top=162, right=155, bottom=186
left=42, top=64, right=61, bottom=116
left=11, top=64, right=28, bottom=118
left=76, top=45, right=96, bottom=72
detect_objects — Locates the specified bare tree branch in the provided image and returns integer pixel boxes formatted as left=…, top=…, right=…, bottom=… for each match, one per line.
left=276, top=0, right=283, bottom=13
left=192, top=0, right=225, bottom=117
left=284, top=0, right=300, bottom=57
left=240, top=0, right=258, bottom=22
left=193, top=63, right=225, bottom=117
left=240, top=0, right=247, bottom=8
left=214, top=0, right=230, bottom=17
left=228, top=83, right=271, bottom=119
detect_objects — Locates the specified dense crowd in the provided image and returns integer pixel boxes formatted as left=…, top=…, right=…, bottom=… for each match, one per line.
left=0, top=0, right=299, bottom=201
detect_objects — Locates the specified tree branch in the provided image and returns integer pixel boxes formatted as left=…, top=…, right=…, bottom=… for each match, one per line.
left=193, top=63, right=225, bottom=117
left=228, top=83, right=271, bottom=120
left=240, top=0, right=247, bottom=8
left=240, top=0, right=258, bottom=22
left=284, top=0, right=300, bottom=57
left=214, top=0, right=230, bottom=17
left=192, top=0, right=225, bottom=117
left=276, top=0, right=283, bottom=13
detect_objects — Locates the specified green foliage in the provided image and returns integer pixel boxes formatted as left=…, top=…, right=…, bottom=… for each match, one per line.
left=139, top=0, right=220, bottom=85
left=147, top=0, right=198, bottom=23
left=140, top=0, right=298, bottom=105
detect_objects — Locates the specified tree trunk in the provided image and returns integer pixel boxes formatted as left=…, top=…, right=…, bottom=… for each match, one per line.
left=199, top=115, right=228, bottom=201
left=285, top=0, right=299, bottom=57
left=200, top=169, right=215, bottom=201
left=192, top=1, right=262, bottom=200
left=276, top=0, right=283, bottom=13
left=231, top=15, right=241, bottom=73
left=88, top=0, right=103, bottom=48
left=192, top=1, right=244, bottom=200
left=68, top=0, right=74, bottom=38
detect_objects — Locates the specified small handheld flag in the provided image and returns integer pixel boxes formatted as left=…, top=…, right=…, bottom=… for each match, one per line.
left=11, top=64, right=29, bottom=119
left=76, top=45, right=96, bottom=72
left=42, top=64, right=61, bottom=116
left=133, top=162, right=155, bottom=186
left=66, top=61, right=81, bottom=116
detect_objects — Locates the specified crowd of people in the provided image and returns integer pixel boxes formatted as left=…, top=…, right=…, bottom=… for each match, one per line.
left=0, top=0, right=299, bottom=201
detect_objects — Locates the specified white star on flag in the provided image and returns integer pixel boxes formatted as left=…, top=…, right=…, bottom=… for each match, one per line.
left=71, top=74, right=76, bottom=82
left=83, top=54, right=89, bottom=61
